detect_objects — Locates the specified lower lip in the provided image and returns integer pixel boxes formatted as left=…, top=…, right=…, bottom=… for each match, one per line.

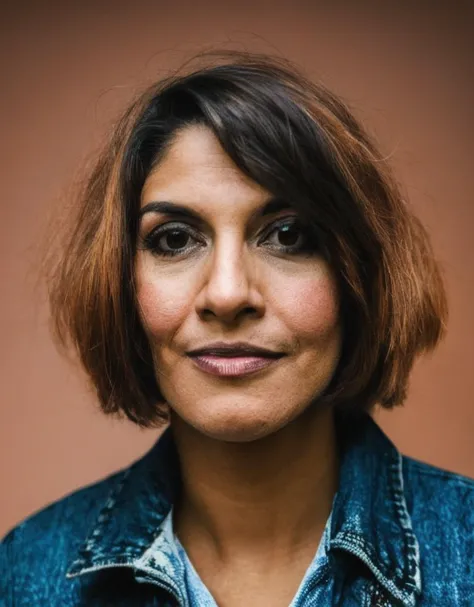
left=188, top=355, right=282, bottom=377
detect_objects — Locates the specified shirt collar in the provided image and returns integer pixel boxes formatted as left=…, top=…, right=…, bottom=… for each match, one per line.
left=66, top=413, right=421, bottom=606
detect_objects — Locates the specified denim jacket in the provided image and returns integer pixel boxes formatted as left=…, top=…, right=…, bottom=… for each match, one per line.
left=2, top=413, right=473, bottom=606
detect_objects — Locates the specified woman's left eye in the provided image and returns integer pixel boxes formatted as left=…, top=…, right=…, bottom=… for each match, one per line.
left=261, top=219, right=309, bottom=251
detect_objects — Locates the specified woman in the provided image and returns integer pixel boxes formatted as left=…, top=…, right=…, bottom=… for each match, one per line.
left=1, top=51, right=473, bottom=606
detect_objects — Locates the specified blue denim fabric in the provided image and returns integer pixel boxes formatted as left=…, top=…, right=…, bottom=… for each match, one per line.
left=1, top=413, right=473, bottom=606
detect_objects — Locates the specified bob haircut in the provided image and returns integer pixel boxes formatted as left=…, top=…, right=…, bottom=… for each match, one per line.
left=47, top=50, right=448, bottom=428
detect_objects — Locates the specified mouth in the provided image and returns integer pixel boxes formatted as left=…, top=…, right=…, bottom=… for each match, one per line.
left=187, top=353, right=285, bottom=378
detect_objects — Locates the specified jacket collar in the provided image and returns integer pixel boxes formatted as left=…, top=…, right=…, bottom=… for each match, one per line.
left=328, top=413, right=421, bottom=606
left=66, top=413, right=421, bottom=606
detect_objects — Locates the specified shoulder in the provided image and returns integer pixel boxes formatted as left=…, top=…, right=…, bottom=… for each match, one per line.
left=402, top=453, right=474, bottom=522
left=2, top=467, right=125, bottom=545
left=1, top=468, right=125, bottom=605
left=401, top=454, right=474, bottom=602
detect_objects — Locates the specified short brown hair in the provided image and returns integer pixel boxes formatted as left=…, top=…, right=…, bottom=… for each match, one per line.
left=46, top=50, right=448, bottom=427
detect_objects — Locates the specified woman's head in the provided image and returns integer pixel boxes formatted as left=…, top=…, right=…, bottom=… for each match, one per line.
left=48, top=51, right=448, bottom=431
left=135, top=124, right=342, bottom=441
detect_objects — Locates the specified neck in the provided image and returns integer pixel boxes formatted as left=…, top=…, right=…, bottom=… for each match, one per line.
left=170, top=405, right=339, bottom=565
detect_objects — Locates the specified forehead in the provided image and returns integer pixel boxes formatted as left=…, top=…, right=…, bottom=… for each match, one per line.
left=140, top=125, right=269, bottom=209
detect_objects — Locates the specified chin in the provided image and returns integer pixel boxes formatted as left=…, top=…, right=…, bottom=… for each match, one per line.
left=186, top=405, right=296, bottom=443
left=199, top=423, right=274, bottom=443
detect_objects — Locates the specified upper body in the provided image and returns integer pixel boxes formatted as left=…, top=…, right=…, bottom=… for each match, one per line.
left=2, top=413, right=474, bottom=606
left=2, top=51, right=470, bottom=606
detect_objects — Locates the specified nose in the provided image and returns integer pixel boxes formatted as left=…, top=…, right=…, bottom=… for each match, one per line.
left=196, top=236, right=265, bottom=324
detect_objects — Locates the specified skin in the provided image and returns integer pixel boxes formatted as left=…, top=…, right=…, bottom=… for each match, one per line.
left=135, top=125, right=343, bottom=606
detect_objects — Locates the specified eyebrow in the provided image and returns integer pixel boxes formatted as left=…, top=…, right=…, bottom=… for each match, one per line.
left=138, top=197, right=292, bottom=223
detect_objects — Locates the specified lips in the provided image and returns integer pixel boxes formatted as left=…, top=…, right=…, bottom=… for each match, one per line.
left=190, top=350, right=282, bottom=358
left=188, top=354, right=283, bottom=377
left=186, top=341, right=285, bottom=377
left=186, top=341, right=284, bottom=358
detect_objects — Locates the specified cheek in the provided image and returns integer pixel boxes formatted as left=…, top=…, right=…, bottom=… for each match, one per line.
left=277, top=273, right=340, bottom=341
left=135, top=276, right=189, bottom=340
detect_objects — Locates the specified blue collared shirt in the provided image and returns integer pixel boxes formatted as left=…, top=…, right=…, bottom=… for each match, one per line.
left=2, top=413, right=474, bottom=605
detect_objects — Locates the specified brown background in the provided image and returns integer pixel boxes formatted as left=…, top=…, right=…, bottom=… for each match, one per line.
left=1, top=1, right=473, bottom=538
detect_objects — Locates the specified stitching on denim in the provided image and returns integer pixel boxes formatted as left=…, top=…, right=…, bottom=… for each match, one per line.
left=331, top=534, right=411, bottom=605
left=134, top=557, right=183, bottom=604
left=133, top=516, right=186, bottom=606
left=67, top=467, right=132, bottom=570
left=134, top=569, right=182, bottom=606
left=329, top=445, right=421, bottom=607
left=65, top=559, right=135, bottom=578
left=389, top=450, right=421, bottom=596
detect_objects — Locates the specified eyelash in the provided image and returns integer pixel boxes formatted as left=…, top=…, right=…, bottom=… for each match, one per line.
left=142, top=218, right=317, bottom=259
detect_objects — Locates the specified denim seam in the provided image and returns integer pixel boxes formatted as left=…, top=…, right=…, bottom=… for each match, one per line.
left=66, top=468, right=131, bottom=572
left=388, top=450, right=421, bottom=595
left=65, top=551, right=183, bottom=606
left=133, top=518, right=186, bottom=607
left=66, top=559, right=135, bottom=577
left=331, top=533, right=412, bottom=606
left=134, top=560, right=183, bottom=605
left=328, top=447, right=421, bottom=606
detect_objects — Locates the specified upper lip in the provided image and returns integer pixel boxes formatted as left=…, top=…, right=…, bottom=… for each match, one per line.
left=186, top=341, right=284, bottom=358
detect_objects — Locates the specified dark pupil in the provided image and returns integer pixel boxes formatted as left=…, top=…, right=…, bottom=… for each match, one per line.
left=166, top=230, right=189, bottom=250
left=278, top=224, right=300, bottom=247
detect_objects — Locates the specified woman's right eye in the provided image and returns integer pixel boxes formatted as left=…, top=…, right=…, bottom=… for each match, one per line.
left=143, top=224, right=203, bottom=258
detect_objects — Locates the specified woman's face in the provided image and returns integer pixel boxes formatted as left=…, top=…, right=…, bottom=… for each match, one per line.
left=135, top=125, right=342, bottom=442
